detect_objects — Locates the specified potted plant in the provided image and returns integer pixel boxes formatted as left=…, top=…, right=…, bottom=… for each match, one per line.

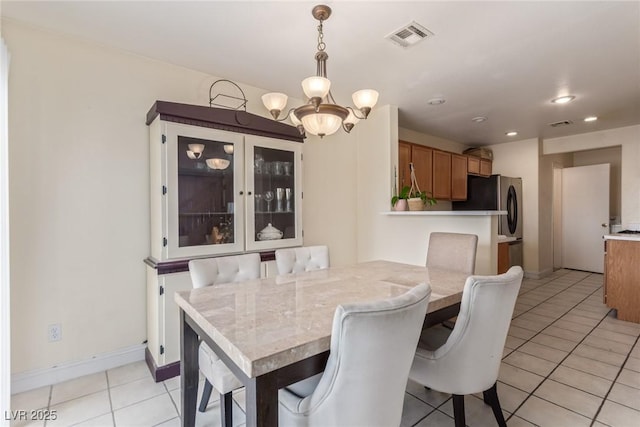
left=391, top=186, right=410, bottom=211
left=405, top=163, right=438, bottom=211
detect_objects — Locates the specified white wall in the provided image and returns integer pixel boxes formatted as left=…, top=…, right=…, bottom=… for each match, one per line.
left=543, top=125, right=640, bottom=229
left=3, top=20, right=357, bottom=375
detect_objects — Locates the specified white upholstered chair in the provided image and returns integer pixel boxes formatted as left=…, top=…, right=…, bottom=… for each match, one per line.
left=409, top=266, right=524, bottom=427
left=426, top=232, right=478, bottom=274
left=278, top=283, right=431, bottom=427
left=426, top=232, right=478, bottom=329
left=275, top=245, right=329, bottom=275
left=188, top=253, right=261, bottom=427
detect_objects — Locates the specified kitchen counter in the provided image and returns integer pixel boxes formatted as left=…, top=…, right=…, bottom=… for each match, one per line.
left=604, top=233, right=640, bottom=242
left=384, top=210, right=507, bottom=216
left=368, top=210, right=504, bottom=275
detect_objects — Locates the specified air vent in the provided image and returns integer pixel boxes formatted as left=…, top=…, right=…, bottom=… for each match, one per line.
left=386, top=21, right=434, bottom=48
left=549, top=120, right=574, bottom=128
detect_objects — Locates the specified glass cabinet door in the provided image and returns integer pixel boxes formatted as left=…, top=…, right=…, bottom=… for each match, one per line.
left=245, top=135, right=303, bottom=251
left=165, top=123, right=245, bottom=258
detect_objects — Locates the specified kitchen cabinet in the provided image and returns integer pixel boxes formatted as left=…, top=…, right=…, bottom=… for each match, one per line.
left=432, top=150, right=452, bottom=200
left=411, top=144, right=434, bottom=196
left=480, top=159, right=493, bottom=176
left=398, top=141, right=433, bottom=196
left=144, top=101, right=303, bottom=379
left=451, top=154, right=468, bottom=200
left=467, top=156, right=492, bottom=177
left=398, top=140, right=411, bottom=191
left=398, top=141, right=469, bottom=201
left=498, top=242, right=510, bottom=274
left=604, top=238, right=640, bottom=323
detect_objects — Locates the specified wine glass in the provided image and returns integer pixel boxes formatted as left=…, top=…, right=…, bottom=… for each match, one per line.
left=264, top=191, right=274, bottom=212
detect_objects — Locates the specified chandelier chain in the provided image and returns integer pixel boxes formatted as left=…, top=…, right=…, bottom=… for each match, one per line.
left=317, top=21, right=326, bottom=52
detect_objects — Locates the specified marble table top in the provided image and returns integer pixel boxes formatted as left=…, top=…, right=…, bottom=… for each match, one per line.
left=175, top=260, right=468, bottom=378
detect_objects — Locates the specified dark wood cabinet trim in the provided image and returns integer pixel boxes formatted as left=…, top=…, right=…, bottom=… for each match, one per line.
left=145, top=251, right=276, bottom=275
left=146, top=101, right=304, bottom=143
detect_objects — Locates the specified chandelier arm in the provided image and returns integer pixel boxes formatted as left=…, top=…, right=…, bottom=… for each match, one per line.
left=347, top=106, right=367, bottom=120
left=327, top=90, right=338, bottom=105
left=272, top=107, right=297, bottom=123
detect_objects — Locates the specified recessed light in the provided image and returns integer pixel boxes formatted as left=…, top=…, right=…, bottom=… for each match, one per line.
left=471, top=116, right=488, bottom=123
left=551, top=95, right=575, bottom=104
left=427, top=98, right=445, bottom=105
left=505, top=131, right=518, bottom=137
left=584, top=116, right=598, bottom=122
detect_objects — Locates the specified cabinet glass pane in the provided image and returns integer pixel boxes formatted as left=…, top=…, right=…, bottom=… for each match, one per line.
left=253, top=147, right=296, bottom=242
left=177, top=136, right=235, bottom=248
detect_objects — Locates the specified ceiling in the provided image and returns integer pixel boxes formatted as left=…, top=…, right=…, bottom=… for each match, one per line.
left=2, top=1, right=639, bottom=146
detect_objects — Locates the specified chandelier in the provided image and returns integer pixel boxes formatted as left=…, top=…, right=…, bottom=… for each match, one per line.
left=261, top=4, right=379, bottom=138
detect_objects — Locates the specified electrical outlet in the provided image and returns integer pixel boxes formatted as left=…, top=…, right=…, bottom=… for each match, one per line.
left=48, top=324, right=61, bottom=342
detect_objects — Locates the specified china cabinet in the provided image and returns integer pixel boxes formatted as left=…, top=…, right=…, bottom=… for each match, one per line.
left=144, top=101, right=304, bottom=379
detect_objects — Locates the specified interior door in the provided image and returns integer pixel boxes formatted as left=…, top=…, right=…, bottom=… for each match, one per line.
left=561, top=164, right=610, bottom=273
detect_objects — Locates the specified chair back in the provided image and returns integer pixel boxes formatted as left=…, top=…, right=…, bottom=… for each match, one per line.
left=188, top=253, right=261, bottom=288
left=283, top=284, right=431, bottom=426
left=416, top=266, right=523, bottom=394
left=275, top=245, right=329, bottom=275
left=426, top=232, right=478, bottom=274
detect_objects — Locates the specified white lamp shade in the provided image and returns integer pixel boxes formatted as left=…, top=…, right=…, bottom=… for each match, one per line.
left=261, top=92, right=288, bottom=111
left=188, top=143, right=205, bottom=154
left=186, top=151, right=198, bottom=160
left=344, top=109, right=360, bottom=126
left=223, top=144, right=234, bottom=154
left=352, top=89, right=379, bottom=110
left=290, top=111, right=302, bottom=126
left=301, top=76, right=331, bottom=99
left=301, top=113, right=342, bottom=137
left=206, top=158, right=230, bottom=170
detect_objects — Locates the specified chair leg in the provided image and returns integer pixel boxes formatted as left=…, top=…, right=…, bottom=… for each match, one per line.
left=220, top=391, right=233, bottom=427
left=483, top=383, right=507, bottom=427
left=199, top=379, right=213, bottom=412
left=452, top=394, right=466, bottom=427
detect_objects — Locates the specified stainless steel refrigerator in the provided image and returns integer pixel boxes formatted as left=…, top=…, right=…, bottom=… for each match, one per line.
left=452, top=175, right=523, bottom=267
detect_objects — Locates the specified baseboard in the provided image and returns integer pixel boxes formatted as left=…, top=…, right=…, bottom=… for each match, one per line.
left=11, top=344, right=146, bottom=394
left=144, top=347, right=181, bottom=382
left=524, top=268, right=553, bottom=280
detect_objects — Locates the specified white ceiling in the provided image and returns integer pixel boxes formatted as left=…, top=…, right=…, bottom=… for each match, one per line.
left=2, top=1, right=639, bottom=146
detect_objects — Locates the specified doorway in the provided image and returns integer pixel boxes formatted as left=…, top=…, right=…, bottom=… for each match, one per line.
left=560, top=164, right=610, bottom=273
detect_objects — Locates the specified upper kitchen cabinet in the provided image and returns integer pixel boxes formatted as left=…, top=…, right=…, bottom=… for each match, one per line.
left=451, top=154, right=468, bottom=200
left=397, top=141, right=468, bottom=201
left=411, top=144, right=434, bottom=196
left=467, top=155, right=492, bottom=177
left=398, top=140, right=411, bottom=191
left=147, top=101, right=304, bottom=261
left=398, top=140, right=433, bottom=196
left=432, top=150, right=452, bottom=200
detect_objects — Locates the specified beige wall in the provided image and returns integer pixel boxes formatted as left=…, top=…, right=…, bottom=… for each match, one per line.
left=398, top=127, right=469, bottom=154
left=543, top=125, right=640, bottom=229
left=572, top=146, right=622, bottom=221
left=538, top=151, right=573, bottom=275
left=3, top=20, right=358, bottom=374
left=487, top=138, right=540, bottom=275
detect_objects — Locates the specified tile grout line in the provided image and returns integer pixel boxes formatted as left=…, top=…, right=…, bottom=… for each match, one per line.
left=105, top=370, right=116, bottom=427
left=505, top=273, right=610, bottom=423
left=589, top=332, right=640, bottom=427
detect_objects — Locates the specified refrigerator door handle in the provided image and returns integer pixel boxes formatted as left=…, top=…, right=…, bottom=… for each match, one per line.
left=507, top=185, right=518, bottom=235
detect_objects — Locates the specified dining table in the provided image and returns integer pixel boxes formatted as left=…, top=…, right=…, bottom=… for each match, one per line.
left=175, top=260, right=469, bottom=427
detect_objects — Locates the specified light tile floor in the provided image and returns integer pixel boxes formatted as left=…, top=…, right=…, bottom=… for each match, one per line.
left=10, top=269, right=640, bottom=426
